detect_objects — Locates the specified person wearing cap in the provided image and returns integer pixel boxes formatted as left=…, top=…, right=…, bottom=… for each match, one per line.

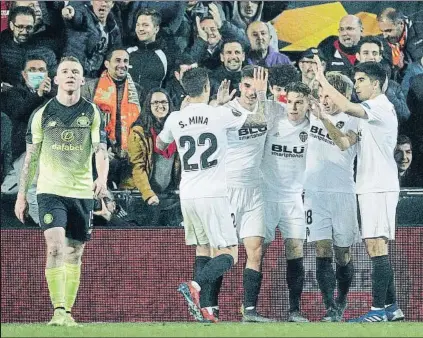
left=298, top=48, right=327, bottom=98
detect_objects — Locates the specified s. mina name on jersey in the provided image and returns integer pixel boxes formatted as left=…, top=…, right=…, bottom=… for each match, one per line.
left=179, top=116, right=209, bottom=128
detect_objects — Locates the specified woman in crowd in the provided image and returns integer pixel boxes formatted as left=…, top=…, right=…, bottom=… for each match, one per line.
left=128, top=88, right=181, bottom=226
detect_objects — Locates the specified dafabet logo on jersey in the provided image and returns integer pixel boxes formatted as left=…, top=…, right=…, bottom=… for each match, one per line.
left=51, top=130, right=83, bottom=151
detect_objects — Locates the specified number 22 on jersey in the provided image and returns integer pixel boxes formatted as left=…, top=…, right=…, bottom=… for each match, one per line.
left=179, top=133, right=218, bottom=172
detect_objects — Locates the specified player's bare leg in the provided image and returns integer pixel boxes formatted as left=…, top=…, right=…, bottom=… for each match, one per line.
left=44, top=227, right=67, bottom=326
left=285, top=238, right=308, bottom=322
left=63, top=238, right=85, bottom=327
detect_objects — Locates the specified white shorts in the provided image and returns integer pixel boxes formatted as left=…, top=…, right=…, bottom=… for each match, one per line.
left=181, top=197, right=238, bottom=249
left=228, top=186, right=266, bottom=240
left=358, top=192, right=399, bottom=240
left=264, top=194, right=306, bottom=243
left=304, top=191, right=360, bottom=247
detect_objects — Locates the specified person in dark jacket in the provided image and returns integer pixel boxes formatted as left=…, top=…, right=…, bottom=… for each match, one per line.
left=0, top=6, right=57, bottom=86
left=0, top=52, right=55, bottom=161
left=62, top=1, right=122, bottom=78
left=1, top=113, right=13, bottom=184
left=377, top=8, right=423, bottom=71
left=355, top=36, right=410, bottom=127
left=165, top=54, right=198, bottom=110
left=127, top=8, right=177, bottom=92
left=209, top=39, right=245, bottom=97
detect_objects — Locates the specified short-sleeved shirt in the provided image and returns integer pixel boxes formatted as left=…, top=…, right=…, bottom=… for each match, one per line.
left=158, top=103, right=247, bottom=199
left=261, top=110, right=310, bottom=201
left=26, top=97, right=106, bottom=199
left=356, top=94, right=399, bottom=193
left=225, top=98, right=283, bottom=187
left=304, top=113, right=358, bottom=194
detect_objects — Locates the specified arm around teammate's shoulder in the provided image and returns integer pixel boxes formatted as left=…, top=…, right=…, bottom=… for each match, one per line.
left=320, top=117, right=358, bottom=151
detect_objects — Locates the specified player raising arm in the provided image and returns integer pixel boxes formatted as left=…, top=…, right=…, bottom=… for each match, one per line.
left=312, top=56, right=404, bottom=322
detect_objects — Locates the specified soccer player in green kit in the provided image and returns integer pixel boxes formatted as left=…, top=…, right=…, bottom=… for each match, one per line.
left=15, top=56, right=109, bottom=326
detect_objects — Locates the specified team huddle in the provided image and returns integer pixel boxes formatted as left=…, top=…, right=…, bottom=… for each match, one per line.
left=15, top=55, right=403, bottom=326
left=158, top=59, right=403, bottom=323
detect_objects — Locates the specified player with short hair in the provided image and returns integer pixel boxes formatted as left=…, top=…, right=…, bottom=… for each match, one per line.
left=312, top=58, right=404, bottom=322
left=14, top=56, right=109, bottom=326
left=261, top=81, right=311, bottom=322
left=156, top=67, right=249, bottom=322
left=304, top=72, right=359, bottom=322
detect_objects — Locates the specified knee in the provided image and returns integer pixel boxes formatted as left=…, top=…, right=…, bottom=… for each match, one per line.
left=65, top=245, right=84, bottom=264
left=315, top=240, right=333, bottom=258
left=47, top=242, right=65, bottom=258
left=285, top=239, right=304, bottom=260
left=217, top=246, right=238, bottom=265
left=365, top=238, right=388, bottom=257
left=244, top=238, right=263, bottom=263
left=334, top=246, right=351, bottom=266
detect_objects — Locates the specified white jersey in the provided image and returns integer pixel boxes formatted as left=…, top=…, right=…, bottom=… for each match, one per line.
left=261, top=110, right=310, bottom=201
left=159, top=103, right=247, bottom=199
left=225, top=97, right=283, bottom=187
left=304, top=113, right=358, bottom=193
left=356, top=94, right=399, bottom=193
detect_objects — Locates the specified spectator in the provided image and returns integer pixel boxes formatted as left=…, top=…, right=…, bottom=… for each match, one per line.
left=298, top=48, right=327, bottom=98
left=209, top=39, right=245, bottom=97
left=355, top=36, right=411, bottom=126
left=377, top=8, right=423, bottom=72
left=127, top=8, right=176, bottom=91
left=246, top=20, right=291, bottom=67
left=318, top=15, right=364, bottom=75
left=166, top=54, right=198, bottom=110
left=395, top=135, right=422, bottom=187
left=268, top=64, right=301, bottom=102
left=7, top=1, right=64, bottom=57
left=128, top=88, right=181, bottom=226
left=62, top=1, right=122, bottom=78
left=0, top=6, right=57, bottom=86
left=185, top=6, right=245, bottom=71
left=401, top=54, right=423, bottom=97
left=226, top=1, right=279, bottom=51
left=81, top=48, right=143, bottom=188
left=0, top=52, right=54, bottom=161
left=1, top=112, right=13, bottom=184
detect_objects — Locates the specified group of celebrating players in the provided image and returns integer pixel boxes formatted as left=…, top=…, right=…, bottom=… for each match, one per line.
left=15, top=54, right=404, bottom=326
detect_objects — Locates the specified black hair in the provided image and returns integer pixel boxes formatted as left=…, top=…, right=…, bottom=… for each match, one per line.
left=181, top=67, right=209, bottom=97
left=8, top=6, right=35, bottom=24
left=105, top=48, right=129, bottom=62
left=354, top=62, right=387, bottom=91
left=220, top=39, right=245, bottom=54
left=285, top=81, right=311, bottom=97
left=268, top=65, right=300, bottom=88
left=397, top=134, right=412, bottom=150
left=22, top=51, right=49, bottom=70
left=135, top=8, right=162, bottom=27
left=132, top=88, right=174, bottom=137
left=357, top=36, right=384, bottom=54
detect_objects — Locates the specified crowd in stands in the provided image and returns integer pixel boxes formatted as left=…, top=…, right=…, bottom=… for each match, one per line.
left=1, top=1, right=422, bottom=227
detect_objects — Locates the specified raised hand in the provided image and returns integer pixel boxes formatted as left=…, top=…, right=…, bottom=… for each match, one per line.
left=37, top=77, right=51, bottom=97
left=208, top=3, right=222, bottom=29
left=312, top=55, right=326, bottom=84
left=196, top=16, right=208, bottom=42
left=252, top=66, right=268, bottom=93
left=217, top=79, right=236, bottom=105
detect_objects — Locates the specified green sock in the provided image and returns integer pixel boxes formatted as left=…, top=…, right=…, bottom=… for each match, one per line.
left=45, top=266, right=66, bottom=309
left=64, top=263, right=81, bottom=312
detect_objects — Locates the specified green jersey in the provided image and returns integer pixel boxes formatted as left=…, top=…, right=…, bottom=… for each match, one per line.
left=26, top=97, right=106, bottom=199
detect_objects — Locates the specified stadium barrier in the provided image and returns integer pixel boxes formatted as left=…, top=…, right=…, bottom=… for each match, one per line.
left=1, top=226, right=422, bottom=323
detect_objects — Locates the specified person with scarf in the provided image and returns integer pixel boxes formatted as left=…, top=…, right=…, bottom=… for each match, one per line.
left=128, top=88, right=181, bottom=225
left=81, top=48, right=144, bottom=188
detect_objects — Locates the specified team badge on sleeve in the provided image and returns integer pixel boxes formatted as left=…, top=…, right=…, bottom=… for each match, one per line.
left=299, top=131, right=308, bottom=142
left=336, top=121, right=345, bottom=129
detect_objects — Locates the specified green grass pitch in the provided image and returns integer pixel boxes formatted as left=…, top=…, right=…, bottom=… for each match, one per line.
left=2, top=322, right=423, bottom=337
